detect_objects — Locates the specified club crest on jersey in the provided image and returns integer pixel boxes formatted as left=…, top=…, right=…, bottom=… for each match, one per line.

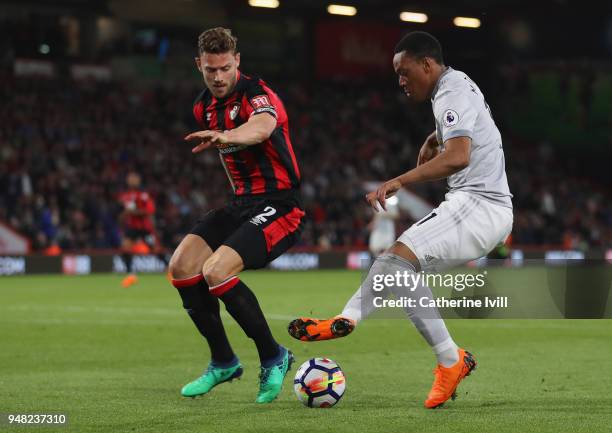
left=230, top=103, right=241, bottom=120
left=443, top=109, right=459, bottom=127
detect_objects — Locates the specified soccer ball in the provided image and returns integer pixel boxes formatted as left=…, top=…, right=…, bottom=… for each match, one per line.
left=293, top=358, right=346, bottom=408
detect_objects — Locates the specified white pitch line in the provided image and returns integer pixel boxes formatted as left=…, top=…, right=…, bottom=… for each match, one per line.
left=4, top=306, right=603, bottom=330
left=0, top=304, right=297, bottom=324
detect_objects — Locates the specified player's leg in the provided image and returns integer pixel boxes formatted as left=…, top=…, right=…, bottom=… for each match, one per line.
left=170, top=234, right=237, bottom=363
left=340, top=231, right=394, bottom=321
left=288, top=249, right=407, bottom=342
left=290, top=239, right=466, bottom=356
left=212, top=202, right=304, bottom=403
left=361, top=198, right=477, bottom=409
left=288, top=252, right=387, bottom=342
left=381, top=241, right=464, bottom=367
left=169, top=211, right=242, bottom=397
left=289, top=228, right=398, bottom=341
left=289, top=192, right=507, bottom=407
left=389, top=193, right=511, bottom=407
left=369, top=241, right=475, bottom=407
left=203, top=246, right=282, bottom=366
left=146, top=231, right=169, bottom=272
left=289, top=196, right=468, bottom=342
left=120, top=232, right=137, bottom=288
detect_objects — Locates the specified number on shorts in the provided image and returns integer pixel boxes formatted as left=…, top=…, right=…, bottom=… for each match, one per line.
left=250, top=206, right=277, bottom=226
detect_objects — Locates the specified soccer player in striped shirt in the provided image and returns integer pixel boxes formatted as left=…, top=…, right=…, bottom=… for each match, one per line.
left=169, top=27, right=304, bottom=403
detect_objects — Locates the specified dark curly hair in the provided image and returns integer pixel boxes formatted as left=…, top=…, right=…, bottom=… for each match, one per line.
left=394, top=31, right=444, bottom=64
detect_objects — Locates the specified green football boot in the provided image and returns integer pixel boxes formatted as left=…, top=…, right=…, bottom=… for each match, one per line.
left=181, top=361, right=243, bottom=398
left=255, top=347, right=294, bottom=404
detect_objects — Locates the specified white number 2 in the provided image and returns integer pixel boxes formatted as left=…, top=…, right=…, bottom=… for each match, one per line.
left=250, top=206, right=277, bottom=225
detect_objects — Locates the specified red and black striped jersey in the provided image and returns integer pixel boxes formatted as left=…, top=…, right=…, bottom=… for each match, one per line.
left=192, top=72, right=301, bottom=197
left=117, top=190, right=155, bottom=232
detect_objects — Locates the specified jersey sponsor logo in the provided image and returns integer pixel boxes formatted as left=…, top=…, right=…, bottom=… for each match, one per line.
left=443, top=109, right=459, bottom=127
left=230, top=103, right=241, bottom=120
left=218, top=144, right=248, bottom=154
left=250, top=94, right=272, bottom=109
left=250, top=206, right=277, bottom=225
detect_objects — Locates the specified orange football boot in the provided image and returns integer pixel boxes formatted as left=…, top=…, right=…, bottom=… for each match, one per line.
left=424, top=348, right=477, bottom=409
left=288, top=316, right=355, bottom=341
left=121, top=274, right=138, bottom=288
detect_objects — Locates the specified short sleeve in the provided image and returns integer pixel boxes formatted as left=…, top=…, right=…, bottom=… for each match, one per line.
left=244, top=80, right=278, bottom=119
left=434, top=90, right=478, bottom=143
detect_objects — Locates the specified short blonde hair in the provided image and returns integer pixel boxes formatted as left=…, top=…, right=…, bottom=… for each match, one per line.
left=198, top=27, right=238, bottom=54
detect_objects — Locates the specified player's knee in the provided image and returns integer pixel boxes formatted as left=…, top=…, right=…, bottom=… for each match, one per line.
left=202, top=260, right=233, bottom=287
left=202, top=266, right=230, bottom=287
left=168, top=252, right=201, bottom=280
left=386, top=242, right=421, bottom=271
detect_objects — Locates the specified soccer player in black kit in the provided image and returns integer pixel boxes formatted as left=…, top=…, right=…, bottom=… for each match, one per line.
left=169, top=27, right=304, bottom=403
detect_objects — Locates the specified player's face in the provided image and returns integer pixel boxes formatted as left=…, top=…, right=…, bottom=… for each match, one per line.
left=393, top=52, right=433, bottom=102
left=127, top=173, right=141, bottom=189
left=196, top=51, right=240, bottom=99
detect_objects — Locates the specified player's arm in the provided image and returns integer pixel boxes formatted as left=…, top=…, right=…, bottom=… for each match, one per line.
left=186, top=87, right=280, bottom=153
left=369, top=89, right=478, bottom=211
left=118, top=196, right=134, bottom=220
left=226, top=112, right=277, bottom=145
left=417, top=131, right=440, bottom=166
left=400, top=136, right=470, bottom=183
left=367, top=136, right=471, bottom=211
left=184, top=112, right=276, bottom=153
left=122, top=195, right=155, bottom=216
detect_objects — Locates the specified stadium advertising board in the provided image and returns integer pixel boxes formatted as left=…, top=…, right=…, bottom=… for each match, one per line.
left=315, top=21, right=401, bottom=78
left=0, top=257, right=26, bottom=276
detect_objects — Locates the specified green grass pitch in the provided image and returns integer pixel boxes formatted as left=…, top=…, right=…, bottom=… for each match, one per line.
left=1, top=270, right=611, bottom=433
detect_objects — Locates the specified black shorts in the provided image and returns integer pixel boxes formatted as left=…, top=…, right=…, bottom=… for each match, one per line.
left=124, top=228, right=155, bottom=246
left=189, top=190, right=306, bottom=270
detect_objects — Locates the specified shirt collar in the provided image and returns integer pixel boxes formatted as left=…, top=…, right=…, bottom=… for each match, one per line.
left=431, top=66, right=453, bottom=101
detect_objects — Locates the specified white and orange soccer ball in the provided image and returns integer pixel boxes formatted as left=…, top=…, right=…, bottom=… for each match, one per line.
left=293, top=358, right=346, bottom=408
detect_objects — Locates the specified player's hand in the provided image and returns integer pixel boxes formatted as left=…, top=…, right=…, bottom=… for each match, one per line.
left=184, top=130, right=230, bottom=153
left=417, top=132, right=440, bottom=166
left=366, top=179, right=402, bottom=212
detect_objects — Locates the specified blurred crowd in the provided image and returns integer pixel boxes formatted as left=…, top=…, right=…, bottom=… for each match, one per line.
left=1, top=69, right=610, bottom=253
